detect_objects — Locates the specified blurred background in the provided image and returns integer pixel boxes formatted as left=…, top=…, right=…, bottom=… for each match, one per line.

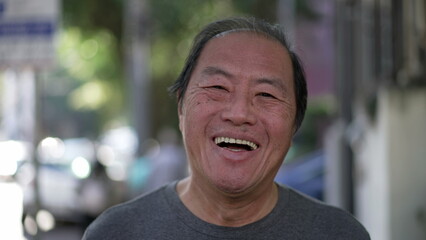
left=0, top=0, right=425, bottom=239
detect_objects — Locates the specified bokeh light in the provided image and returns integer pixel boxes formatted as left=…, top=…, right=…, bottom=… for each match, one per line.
left=71, top=157, right=91, bottom=179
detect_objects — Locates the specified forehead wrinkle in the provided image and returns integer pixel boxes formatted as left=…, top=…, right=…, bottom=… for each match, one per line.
left=201, top=66, right=233, bottom=79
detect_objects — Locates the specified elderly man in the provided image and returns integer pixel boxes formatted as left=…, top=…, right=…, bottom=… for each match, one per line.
left=83, top=17, right=370, bottom=239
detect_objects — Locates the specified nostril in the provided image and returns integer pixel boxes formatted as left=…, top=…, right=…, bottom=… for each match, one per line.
left=221, top=102, right=256, bottom=126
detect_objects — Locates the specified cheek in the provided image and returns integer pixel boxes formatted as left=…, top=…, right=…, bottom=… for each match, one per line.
left=270, top=121, right=289, bottom=137
left=183, top=92, right=222, bottom=118
left=258, top=106, right=296, bottom=130
left=262, top=112, right=295, bottom=149
left=183, top=91, right=206, bottom=110
left=179, top=95, right=213, bottom=133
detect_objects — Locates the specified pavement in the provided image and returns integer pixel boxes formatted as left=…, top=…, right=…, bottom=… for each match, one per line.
left=25, top=225, right=85, bottom=240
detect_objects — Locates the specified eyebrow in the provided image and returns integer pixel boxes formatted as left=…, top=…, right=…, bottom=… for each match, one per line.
left=201, top=66, right=233, bottom=78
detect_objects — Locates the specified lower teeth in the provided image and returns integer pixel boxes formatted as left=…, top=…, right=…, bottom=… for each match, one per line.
left=227, top=148, right=244, bottom=152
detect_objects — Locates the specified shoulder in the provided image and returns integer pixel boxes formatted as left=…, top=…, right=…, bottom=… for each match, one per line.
left=103, top=184, right=169, bottom=219
left=278, top=185, right=370, bottom=239
left=82, top=184, right=173, bottom=240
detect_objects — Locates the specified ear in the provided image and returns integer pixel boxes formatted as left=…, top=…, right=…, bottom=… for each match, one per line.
left=292, top=125, right=298, bottom=136
left=177, top=100, right=183, bottom=116
left=178, top=101, right=184, bottom=132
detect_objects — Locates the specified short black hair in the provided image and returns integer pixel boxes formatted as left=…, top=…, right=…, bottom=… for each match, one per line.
left=169, top=17, right=307, bottom=132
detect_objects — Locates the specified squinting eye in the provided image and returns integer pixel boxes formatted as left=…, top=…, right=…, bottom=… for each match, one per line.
left=258, top=92, right=275, bottom=98
left=211, top=85, right=226, bottom=90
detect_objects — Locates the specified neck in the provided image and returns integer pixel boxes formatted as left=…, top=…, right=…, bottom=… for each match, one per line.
left=177, top=177, right=278, bottom=227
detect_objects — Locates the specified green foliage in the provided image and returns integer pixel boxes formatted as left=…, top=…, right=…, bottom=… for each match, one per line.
left=289, top=96, right=336, bottom=162
left=41, top=26, right=125, bottom=137
left=232, top=0, right=278, bottom=22
left=56, top=0, right=323, bottom=139
left=296, top=0, right=321, bottom=20
left=61, top=29, right=123, bottom=111
left=62, top=0, right=123, bottom=41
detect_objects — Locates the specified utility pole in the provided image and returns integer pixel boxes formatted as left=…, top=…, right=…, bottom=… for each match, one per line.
left=123, top=0, right=151, bottom=156
left=278, top=0, right=296, bottom=41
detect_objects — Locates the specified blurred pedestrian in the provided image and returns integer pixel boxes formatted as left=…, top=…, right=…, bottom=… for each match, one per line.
left=83, top=17, right=370, bottom=239
left=142, top=127, right=187, bottom=193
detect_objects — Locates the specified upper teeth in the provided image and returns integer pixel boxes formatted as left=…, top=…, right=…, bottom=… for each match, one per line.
left=214, top=137, right=258, bottom=150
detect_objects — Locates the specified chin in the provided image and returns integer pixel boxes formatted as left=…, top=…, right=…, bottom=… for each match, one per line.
left=213, top=178, right=254, bottom=195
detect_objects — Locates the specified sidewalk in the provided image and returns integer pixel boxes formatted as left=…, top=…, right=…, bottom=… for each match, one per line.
left=26, top=225, right=84, bottom=240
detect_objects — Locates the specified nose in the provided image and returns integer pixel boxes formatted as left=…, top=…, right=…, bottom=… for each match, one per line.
left=221, top=93, right=257, bottom=126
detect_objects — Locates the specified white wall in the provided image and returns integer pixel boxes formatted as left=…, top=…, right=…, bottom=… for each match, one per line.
left=356, top=88, right=426, bottom=240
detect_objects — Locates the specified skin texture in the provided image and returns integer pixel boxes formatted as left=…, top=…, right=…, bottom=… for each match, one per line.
left=177, top=32, right=297, bottom=227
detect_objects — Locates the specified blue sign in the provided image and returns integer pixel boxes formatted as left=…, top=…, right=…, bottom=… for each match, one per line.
left=0, top=3, right=5, bottom=16
left=0, top=21, right=55, bottom=37
left=0, top=0, right=59, bottom=68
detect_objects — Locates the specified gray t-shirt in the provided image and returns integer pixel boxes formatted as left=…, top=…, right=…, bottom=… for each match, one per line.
left=82, top=182, right=370, bottom=239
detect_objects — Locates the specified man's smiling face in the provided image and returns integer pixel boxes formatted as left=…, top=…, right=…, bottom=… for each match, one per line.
left=179, top=32, right=296, bottom=194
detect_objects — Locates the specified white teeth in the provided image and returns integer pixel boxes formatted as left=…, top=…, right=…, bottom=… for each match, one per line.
left=214, top=137, right=258, bottom=150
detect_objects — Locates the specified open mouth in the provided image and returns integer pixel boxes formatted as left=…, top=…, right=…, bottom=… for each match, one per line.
left=214, top=137, right=258, bottom=151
